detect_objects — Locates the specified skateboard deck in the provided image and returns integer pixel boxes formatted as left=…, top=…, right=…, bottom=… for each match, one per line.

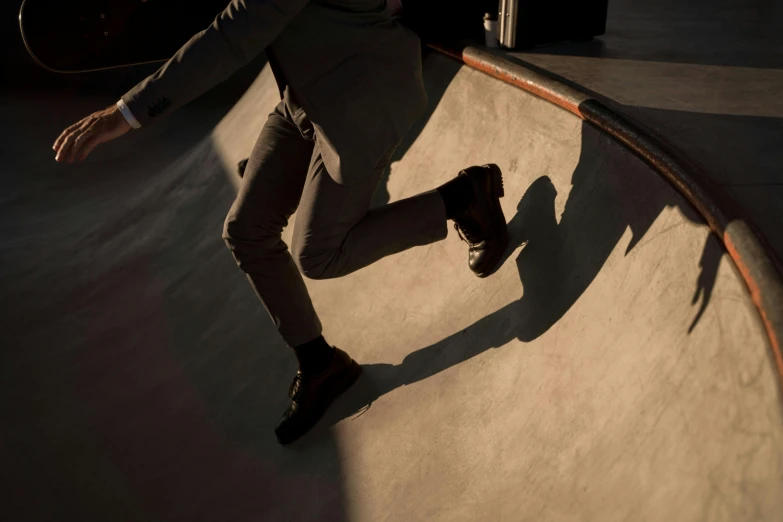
left=19, top=0, right=226, bottom=73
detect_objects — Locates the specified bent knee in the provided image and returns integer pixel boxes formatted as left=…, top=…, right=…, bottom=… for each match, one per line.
left=222, top=209, right=286, bottom=259
left=223, top=205, right=278, bottom=241
left=222, top=214, right=247, bottom=249
left=294, top=253, right=332, bottom=280
left=291, top=241, right=338, bottom=280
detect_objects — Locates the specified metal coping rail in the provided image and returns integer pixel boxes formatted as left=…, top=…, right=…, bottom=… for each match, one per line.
left=429, top=43, right=783, bottom=387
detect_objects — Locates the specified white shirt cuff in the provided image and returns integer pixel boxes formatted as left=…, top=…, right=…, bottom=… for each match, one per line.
left=116, top=99, right=142, bottom=129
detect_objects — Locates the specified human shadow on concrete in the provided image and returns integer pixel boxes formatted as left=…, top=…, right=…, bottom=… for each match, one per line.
left=619, top=105, right=783, bottom=264
left=0, top=37, right=724, bottom=522
left=371, top=46, right=460, bottom=206
left=322, top=120, right=724, bottom=428
left=498, top=51, right=783, bottom=267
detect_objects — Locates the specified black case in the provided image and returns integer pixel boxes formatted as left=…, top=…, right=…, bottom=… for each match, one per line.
left=400, top=1, right=608, bottom=48
left=500, top=0, right=609, bottom=49
left=401, top=1, right=499, bottom=43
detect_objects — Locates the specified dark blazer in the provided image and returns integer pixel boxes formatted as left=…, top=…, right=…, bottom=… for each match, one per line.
left=121, top=0, right=428, bottom=184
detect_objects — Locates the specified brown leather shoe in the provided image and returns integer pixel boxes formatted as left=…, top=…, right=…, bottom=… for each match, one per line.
left=275, top=347, right=362, bottom=445
left=452, top=164, right=509, bottom=277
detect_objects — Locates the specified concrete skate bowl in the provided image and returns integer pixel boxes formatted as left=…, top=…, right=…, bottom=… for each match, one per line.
left=3, top=47, right=783, bottom=520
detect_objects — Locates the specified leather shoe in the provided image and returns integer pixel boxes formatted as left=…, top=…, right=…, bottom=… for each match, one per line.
left=452, top=164, right=508, bottom=277
left=275, top=347, right=362, bottom=445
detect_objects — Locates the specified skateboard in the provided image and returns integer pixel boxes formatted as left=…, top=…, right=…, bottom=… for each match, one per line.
left=19, top=0, right=226, bottom=73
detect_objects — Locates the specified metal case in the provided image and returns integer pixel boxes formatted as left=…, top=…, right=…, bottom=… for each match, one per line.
left=498, top=0, right=518, bottom=49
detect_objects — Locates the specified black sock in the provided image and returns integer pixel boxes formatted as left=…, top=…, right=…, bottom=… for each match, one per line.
left=436, top=175, right=474, bottom=219
left=293, top=336, right=335, bottom=374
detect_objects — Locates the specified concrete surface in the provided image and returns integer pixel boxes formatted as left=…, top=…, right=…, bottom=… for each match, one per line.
left=3, top=50, right=783, bottom=521
left=505, top=0, right=783, bottom=262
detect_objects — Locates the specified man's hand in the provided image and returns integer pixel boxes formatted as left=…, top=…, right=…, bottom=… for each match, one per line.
left=53, top=105, right=133, bottom=163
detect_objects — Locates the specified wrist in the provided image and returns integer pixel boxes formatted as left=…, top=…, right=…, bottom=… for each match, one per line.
left=116, top=99, right=142, bottom=129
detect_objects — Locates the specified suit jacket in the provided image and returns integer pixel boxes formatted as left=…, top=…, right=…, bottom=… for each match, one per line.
left=121, top=0, right=428, bottom=184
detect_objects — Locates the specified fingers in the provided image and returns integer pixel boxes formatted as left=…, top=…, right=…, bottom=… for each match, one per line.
left=53, top=120, right=83, bottom=151
left=75, top=131, right=102, bottom=162
left=54, top=106, right=133, bottom=163
left=55, top=117, right=93, bottom=163
left=55, top=126, right=83, bottom=163
left=66, top=123, right=101, bottom=163
left=54, top=130, right=77, bottom=163
left=57, top=121, right=93, bottom=163
left=55, top=114, right=101, bottom=163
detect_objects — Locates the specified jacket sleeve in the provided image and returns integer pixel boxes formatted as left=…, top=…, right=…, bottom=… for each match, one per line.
left=121, top=0, right=309, bottom=127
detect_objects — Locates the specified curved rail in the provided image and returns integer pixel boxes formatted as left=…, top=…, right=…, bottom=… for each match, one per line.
left=430, top=44, right=783, bottom=386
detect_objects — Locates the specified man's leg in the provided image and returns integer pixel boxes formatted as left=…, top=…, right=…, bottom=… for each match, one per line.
left=266, top=141, right=447, bottom=445
left=290, top=145, right=507, bottom=281
left=222, top=101, right=323, bottom=350
left=272, top=139, right=507, bottom=445
left=225, top=103, right=506, bottom=445
left=223, top=100, right=377, bottom=446
left=290, top=143, right=448, bottom=280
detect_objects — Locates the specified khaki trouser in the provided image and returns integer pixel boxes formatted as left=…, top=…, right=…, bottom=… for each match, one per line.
left=223, top=89, right=448, bottom=346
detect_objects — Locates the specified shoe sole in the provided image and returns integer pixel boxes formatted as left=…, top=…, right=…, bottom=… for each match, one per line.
left=276, top=358, right=363, bottom=445
left=475, top=164, right=509, bottom=278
